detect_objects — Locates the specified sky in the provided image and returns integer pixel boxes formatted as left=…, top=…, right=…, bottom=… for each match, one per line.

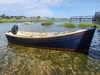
left=0, top=0, right=100, bottom=18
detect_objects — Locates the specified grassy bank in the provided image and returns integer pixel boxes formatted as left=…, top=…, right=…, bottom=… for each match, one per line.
left=58, top=22, right=75, bottom=28
left=41, top=20, right=54, bottom=26
left=0, top=19, right=51, bottom=23
left=78, top=22, right=99, bottom=28
left=78, top=22, right=92, bottom=28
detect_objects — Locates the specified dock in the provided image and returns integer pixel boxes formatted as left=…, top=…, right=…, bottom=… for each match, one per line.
left=70, top=16, right=94, bottom=22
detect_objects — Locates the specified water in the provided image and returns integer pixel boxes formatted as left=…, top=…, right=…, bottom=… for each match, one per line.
left=0, top=21, right=100, bottom=75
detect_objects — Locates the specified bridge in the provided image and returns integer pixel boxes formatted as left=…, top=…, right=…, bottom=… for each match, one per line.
left=70, top=16, right=94, bottom=22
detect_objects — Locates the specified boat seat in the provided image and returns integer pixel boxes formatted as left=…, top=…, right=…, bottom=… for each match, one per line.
left=41, top=33, right=47, bottom=37
left=25, top=32, right=32, bottom=35
left=55, top=31, right=67, bottom=36
left=64, top=31, right=67, bottom=34
left=17, top=31, right=33, bottom=37
left=17, top=31, right=25, bottom=36
left=58, top=31, right=65, bottom=34
left=32, top=32, right=41, bottom=36
left=47, top=32, right=56, bottom=36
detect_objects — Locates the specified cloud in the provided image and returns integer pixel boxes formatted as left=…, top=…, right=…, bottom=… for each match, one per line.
left=0, top=0, right=69, bottom=17
left=25, top=9, right=54, bottom=17
left=0, top=0, right=65, bottom=8
left=0, top=0, right=24, bottom=4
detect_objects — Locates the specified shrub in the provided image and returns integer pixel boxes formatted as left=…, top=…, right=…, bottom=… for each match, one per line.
left=41, top=20, right=54, bottom=26
left=59, top=22, right=75, bottom=28
left=92, top=23, right=99, bottom=28
left=78, top=22, right=93, bottom=28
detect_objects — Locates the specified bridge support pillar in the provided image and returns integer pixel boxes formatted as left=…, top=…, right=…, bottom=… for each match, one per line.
left=69, top=18, right=72, bottom=22
left=79, top=18, right=81, bottom=22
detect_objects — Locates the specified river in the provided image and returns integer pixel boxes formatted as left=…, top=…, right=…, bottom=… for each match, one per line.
left=0, top=21, right=100, bottom=75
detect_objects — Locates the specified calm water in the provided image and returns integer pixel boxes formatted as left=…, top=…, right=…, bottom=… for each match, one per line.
left=0, top=21, right=100, bottom=75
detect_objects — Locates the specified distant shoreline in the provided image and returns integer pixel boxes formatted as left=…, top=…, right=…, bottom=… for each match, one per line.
left=0, top=19, right=48, bottom=23
left=0, top=18, right=69, bottom=23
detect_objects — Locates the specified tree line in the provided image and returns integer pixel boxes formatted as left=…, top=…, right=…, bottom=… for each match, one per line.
left=0, top=14, right=68, bottom=20
left=0, top=14, right=51, bottom=20
left=0, top=14, right=25, bottom=19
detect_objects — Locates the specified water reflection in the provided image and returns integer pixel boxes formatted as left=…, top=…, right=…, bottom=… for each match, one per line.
left=1, top=43, right=99, bottom=75
left=89, top=31, right=100, bottom=60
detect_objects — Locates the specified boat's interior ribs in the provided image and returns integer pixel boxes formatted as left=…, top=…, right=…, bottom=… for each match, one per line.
left=16, top=31, right=68, bottom=37
left=13, top=29, right=87, bottom=38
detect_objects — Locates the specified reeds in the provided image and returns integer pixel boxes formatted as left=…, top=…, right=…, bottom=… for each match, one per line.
left=78, top=22, right=99, bottom=28
left=58, top=22, right=75, bottom=28
left=41, top=20, right=54, bottom=26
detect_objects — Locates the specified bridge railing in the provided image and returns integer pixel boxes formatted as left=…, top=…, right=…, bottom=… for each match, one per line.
left=70, top=16, right=94, bottom=19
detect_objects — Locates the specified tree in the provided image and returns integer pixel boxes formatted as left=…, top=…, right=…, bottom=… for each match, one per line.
left=37, top=16, right=41, bottom=19
left=1, top=14, right=6, bottom=19
left=6, top=15, right=11, bottom=19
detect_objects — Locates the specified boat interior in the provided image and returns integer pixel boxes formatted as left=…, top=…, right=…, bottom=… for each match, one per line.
left=6, top=29, right=87, bottom=38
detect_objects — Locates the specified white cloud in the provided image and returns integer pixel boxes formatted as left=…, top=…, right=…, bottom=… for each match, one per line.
left=0, top=0, right=24, bottom=4
left=25, top=9, right=54, bottom=17
left=0, top=0, right=69, bottom=17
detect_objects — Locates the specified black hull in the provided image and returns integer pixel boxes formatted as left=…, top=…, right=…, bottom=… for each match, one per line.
left=5, top=27, right=96, bottom=51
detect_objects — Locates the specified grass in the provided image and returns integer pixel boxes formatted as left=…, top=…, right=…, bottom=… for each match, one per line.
left=58, top=22, right=75, bottom=28
left=41, top=20, right=54, bottom=26
left=78, top=22, right=99, bottom=28
left=0, top=19, right=50, bottom=23
left=0, top=19, right=16, bottom=23
left=78, top=22, right=92, bottom=28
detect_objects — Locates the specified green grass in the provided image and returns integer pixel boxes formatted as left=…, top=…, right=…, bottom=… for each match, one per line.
left=0, top=19, right=50, bottom=23
left=58, top=22, right=75, bottom=28
left=78, top=22, right=100, bottom=28
left=78, top=22, right=92, bottom=28
left=41, top=20, right=54, bottom=26
left=0, top=19, right=16, bottom=23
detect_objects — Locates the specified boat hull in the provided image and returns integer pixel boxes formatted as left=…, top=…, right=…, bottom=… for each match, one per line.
left=5, top=27, right=96, bottom=51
